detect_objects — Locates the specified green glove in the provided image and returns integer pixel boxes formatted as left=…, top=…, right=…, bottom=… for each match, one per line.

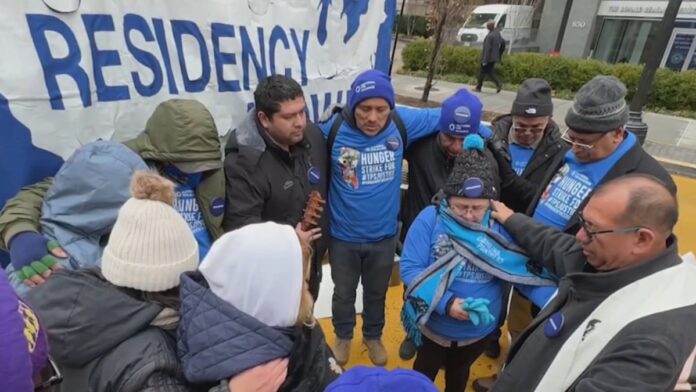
left=461, top=297, right=496, bottom=327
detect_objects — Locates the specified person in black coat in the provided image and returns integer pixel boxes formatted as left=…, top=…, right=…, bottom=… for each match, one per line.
left=490, top=78, right=568, bottom=213
left=223, top=75, right=328, bottom=299
left=475, top=21, right=504, bottom=93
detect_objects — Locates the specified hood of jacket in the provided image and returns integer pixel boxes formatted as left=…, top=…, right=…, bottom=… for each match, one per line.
left=125, top=99, right=222, bottom=164
left=25, top=269, right=162, bottom=367
left=39, top=141, right=148, bottom=269
left=225, top=111, right=266, bottom=155
left=178, top=272, right=294, bottom=384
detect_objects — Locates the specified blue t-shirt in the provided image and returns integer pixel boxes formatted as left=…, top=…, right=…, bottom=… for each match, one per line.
left=400, top=206, right=555, bottom=342
left=320, top=106, right=441, bottom=243
left=175, top=184, right=212, bottom=260
left=509, top=143, right=535, bottom=175
left=533, top=132, right=637, bottom=229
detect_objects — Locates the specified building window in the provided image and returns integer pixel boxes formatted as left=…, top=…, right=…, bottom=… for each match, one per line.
left=592, top=18, right=659, bottom=64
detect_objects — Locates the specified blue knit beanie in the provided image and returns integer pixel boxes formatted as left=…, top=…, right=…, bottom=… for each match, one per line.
left=325, top=366, right=438, bottom=392
left=348, top=70, right=395, bottom=113
left=439, top=88, right=482, bottom=137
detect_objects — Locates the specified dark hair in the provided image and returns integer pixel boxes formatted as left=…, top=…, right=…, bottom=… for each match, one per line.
left=254, top=75, right=304, bottom=118
left=595, top=174, right=678, bottom=234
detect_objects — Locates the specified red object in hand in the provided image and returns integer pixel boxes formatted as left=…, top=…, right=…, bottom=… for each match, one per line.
left=301, top=191, right=325, bottom=231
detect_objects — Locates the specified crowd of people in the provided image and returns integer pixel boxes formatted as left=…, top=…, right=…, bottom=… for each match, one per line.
left=2, top=67, right=696, bottom=392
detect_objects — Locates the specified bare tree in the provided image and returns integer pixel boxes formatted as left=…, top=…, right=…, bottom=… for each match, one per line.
left=421, top=0, right=473, bottom=101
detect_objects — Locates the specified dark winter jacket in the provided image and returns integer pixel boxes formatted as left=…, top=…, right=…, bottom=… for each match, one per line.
left=178, top=272, right=341, bottom=392
left=491, top=214, right=696, bottom=391
left=223, top=113, right=328, bottom=289
left=481, top=29, right=504, bottom=64
left=491, top=115, right=567, bottom=213
left=525, top=133, right=676, bottom=234
left=25, top=269, right=199, bottom=392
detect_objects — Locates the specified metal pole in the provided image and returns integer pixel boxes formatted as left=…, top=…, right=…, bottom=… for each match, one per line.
left=389, top=0, right=408, bottom=75
left=554, top=0, right=574, bottom=52
left=627, top=0, right=683, bottom=145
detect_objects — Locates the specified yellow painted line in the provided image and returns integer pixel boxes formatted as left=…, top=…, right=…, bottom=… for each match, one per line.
left=657, top=157, right=696, bottom=170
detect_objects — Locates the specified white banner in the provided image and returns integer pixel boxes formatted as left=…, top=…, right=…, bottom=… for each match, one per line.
left=0, top=0, right=396, bottom=219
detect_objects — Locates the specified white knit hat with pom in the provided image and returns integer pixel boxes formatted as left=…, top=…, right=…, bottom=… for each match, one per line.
left=102, top=171, right=199, bottom=292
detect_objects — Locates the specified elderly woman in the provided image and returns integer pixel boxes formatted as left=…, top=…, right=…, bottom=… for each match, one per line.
left=400, top=134, right=557, bottom=392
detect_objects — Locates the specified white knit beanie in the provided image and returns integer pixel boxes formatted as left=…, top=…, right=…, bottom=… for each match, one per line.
left=102, top=171, right=199, bottom=292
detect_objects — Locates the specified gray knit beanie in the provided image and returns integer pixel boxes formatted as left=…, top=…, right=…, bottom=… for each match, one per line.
left=511, top=78, right=553, bottom=117
left=443, top=135, right=497, bottom=199
left=565, top=75, right=629, bottom=133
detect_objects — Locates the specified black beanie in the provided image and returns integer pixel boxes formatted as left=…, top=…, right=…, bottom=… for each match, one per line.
left=443, top=135, right=497, bottom=199
left=511, top=78, right=553, bottom=117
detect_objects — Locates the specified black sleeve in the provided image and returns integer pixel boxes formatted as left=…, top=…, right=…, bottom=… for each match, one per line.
left=222, top=153, right=267, bottom=232
left=504, top=213, right=580, bottom=276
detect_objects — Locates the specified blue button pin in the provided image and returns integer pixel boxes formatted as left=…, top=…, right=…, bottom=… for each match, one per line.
left=459, top=177, right=484, bottom=198
left=385, top=136, right=400, bottom=151
left=544, top=312, right=565, bottom=338
left=307, top=167, right=321, bottom=185
left=210, top=197, right=225, bottom=217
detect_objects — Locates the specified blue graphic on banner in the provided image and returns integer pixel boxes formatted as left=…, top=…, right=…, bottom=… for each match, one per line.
left=0, top=93, right=63, bottom=267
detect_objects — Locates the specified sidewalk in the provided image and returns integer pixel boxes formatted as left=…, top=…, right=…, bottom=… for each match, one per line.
left=391, top=73, right=696, bottom=176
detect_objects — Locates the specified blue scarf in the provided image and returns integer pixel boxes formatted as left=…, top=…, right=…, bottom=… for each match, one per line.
left=401, top=202, right=556, bottom=346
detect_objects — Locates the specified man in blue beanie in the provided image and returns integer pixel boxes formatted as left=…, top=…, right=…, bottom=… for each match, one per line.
left=398, top=88, right=500, bottom=360
left=320, top=69, right=441, bottom=366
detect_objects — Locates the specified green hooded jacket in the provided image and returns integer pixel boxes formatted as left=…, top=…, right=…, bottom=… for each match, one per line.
left=0, top=99, right=225, bottom=250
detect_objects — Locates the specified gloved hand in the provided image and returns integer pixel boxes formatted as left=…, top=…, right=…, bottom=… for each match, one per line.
left=9, top=231, right=66, bottom=287
left=461, top=297, right=496, bottom=327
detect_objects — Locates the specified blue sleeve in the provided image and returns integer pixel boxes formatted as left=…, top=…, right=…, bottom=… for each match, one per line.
left=516, top=284, right=557, bottom=309
left=395, top=106, right=440, bottom=147
left=318, top=116, right=337, bottom=140
left=400, top=206, right=453, bottom=316
left=478, top=124, right=493, bottom=139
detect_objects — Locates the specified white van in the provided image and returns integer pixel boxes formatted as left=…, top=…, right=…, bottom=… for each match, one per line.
left=458, top=4, right=534, bottom=47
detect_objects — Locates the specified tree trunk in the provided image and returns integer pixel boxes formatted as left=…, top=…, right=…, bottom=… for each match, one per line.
left=421, top=1, right=448, bottom=102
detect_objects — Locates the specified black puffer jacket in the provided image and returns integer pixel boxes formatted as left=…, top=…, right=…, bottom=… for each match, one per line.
left=25, top=269, right=205, bottom=392
left=491, top=115, right=567, bottom=213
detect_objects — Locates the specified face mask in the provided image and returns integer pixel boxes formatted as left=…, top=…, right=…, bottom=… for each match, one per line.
left=162, top=164, right=204, bottom=189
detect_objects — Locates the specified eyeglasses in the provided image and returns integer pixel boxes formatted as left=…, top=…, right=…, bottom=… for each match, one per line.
left=578, top=213, right=643, bottom=241
left=35, top=357, right=63, bottom=391
left=450, top=204, right=488, bottom=215
left=561, top=130, right=605, bottom=150
left=512, top=122, right=545, bottom=135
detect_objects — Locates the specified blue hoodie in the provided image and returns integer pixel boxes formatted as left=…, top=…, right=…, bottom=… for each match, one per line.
left=401, top=206, right=556, bottom=342
left=320, top=106, right=440, bottom=242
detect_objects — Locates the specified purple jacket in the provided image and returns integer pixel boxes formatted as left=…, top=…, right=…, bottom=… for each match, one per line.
left=0, top=273, right=48, bottom=391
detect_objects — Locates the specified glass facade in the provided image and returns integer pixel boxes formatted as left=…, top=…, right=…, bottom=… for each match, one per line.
left=592, top=18, right=660, bottom=64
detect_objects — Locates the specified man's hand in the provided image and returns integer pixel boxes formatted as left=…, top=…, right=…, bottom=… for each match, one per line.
left=448, top=298, right=470, bottom=321
left=228, top=358, right=288, bottom=392
left=490, top=200, right=515, bottom=224
left=295, top=223, right=322, bottom=250
left=9, top=231, right=66, bottom=288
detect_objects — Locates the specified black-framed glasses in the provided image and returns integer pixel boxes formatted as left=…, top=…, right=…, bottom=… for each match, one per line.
left=578, top=213, right=643, bottom=241
left=35, top=358, right=62, bottom=391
